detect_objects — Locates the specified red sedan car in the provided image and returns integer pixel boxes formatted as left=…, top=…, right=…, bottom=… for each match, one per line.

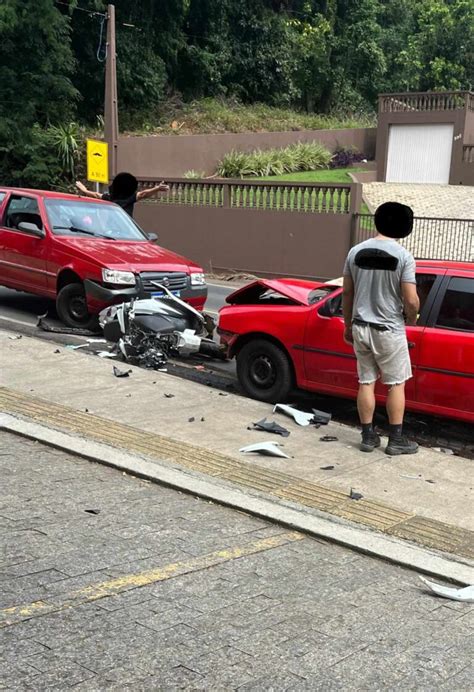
left=0, top=188, right=207, bottom=329
left=218, top=261, right=474, bottom=423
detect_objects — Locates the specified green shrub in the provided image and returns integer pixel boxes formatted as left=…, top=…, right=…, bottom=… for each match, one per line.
left=184, top=169, right=206, bottom=179
left=216, top=141, right=332, bottom=178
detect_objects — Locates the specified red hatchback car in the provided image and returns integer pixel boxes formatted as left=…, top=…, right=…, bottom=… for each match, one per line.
left=0, top=188, right=207, bottom=329
left=218, top=261, right=474, bottom=423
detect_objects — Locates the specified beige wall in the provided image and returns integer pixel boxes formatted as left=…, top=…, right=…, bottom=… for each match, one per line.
left=135, top=203, right=353, bottom=281
left=117, top=128, right=376, bottom=178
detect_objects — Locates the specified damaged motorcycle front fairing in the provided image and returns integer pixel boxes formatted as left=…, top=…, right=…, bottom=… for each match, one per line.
left=85, top=279, right=225, bottom=369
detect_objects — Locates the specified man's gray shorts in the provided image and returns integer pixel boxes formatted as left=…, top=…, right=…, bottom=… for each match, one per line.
left=352, top=324, right=412, bottom=386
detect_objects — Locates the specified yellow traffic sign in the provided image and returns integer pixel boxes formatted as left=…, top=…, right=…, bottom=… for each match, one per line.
left=86, top=139, right=109, bottom=184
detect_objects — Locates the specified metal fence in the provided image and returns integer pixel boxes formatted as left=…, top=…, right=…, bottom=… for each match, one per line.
left=138, top=177, right=361, bottom=215
left=354, top=214, right=474, bottom=262
left=378, top=91, right=474, bottom=113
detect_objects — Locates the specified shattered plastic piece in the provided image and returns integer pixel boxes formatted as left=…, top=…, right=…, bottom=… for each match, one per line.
left=87, top=338, right=107, bottom=343
left=8, top=335, right=22, bottom=340
left=434, top=447, right=454, bottom=455
left=350, top=488, right=363, bottom=500
left=164, top=393, right=175, bottom=398
left=311, top=409, right=332, bottom=425
left=419, top=577, right=474, bottom=602
left=239, top=441, right=290, bottom=459
left=37, top=313, right=96, bottom=336
left=320, top=465, right=335, bottom=470
left=97, top=351, right=117, bottom=358
left=188, top=417, right=195, bottom=423
left=273, top=404, right=315, bottom=427
left=251, top=418, right=290, bottom=438
left=113, top=366, right=132, bottom=378
left=201, top=417, right=205, bottom=422
left=400, top=474, right=422, bottom=480
left=320, top=435, right=338, bottom=442
left=54, top=349, right=61, bottom=354
left=425, top=479, right=436, bottom=484
left=66, top=344, right=88, bottom=350
left=218, top=392, right=229, bottom=397
left=84, top=509, right=101, bottom=515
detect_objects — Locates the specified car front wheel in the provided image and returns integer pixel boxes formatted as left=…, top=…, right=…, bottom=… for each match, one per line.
left=56, top=283, right=99, bottom=331
left=236, top=338, right=293, bottom=403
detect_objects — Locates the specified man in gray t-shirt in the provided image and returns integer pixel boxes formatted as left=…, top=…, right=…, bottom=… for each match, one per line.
left=342, top=202, right=420, bottom=456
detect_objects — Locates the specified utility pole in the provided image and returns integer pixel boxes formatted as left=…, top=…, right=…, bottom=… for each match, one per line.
left=104, top=3, right=119, bottom=180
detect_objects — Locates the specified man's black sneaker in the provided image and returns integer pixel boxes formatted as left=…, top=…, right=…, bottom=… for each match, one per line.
left=360, top=431, right=381, bottom=453
left=385, top=436, right=419, bottom=456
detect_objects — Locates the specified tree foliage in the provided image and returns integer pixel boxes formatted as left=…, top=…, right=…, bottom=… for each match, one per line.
left=0, top=0, right=472, bottom=187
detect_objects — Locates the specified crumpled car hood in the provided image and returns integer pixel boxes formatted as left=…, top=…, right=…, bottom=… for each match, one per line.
left=225, top=278, right=332, bottom=306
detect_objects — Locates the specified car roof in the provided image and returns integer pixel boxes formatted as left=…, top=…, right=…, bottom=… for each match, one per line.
left=416, top=259, right=473, bottom=271
left=0, top=187, right=112, bottom=205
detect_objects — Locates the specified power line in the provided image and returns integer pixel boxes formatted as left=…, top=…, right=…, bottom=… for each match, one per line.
left=55, top=1, right=106, bottom=18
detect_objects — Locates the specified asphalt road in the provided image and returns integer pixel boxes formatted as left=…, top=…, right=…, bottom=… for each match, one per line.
left=0, top=281, right=235, bottom=330
left=0, top=282, right=472, bottom=459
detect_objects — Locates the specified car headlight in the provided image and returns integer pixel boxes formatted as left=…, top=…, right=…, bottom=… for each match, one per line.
left=102, top=269, right=136, bottom=285
left=190, top=272, right=206, bottom=286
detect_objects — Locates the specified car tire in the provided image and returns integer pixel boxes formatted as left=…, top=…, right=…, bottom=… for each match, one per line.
left=236, top=338, right=293, bottom=403
left=56, top=283, right=99, bottom=331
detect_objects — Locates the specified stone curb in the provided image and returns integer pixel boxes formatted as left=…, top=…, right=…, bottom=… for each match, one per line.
left=1, top=412, right=472, bottom=586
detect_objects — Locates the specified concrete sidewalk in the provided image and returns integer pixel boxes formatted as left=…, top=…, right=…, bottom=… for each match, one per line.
left=1, top=330, right=473, bottom=573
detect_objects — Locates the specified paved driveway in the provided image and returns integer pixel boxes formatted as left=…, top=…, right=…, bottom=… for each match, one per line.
left=363, top=183, right=474, bottom=219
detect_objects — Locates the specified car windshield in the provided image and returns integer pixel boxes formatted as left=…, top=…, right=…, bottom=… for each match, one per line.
left=45, top=199, right=148, bottom=241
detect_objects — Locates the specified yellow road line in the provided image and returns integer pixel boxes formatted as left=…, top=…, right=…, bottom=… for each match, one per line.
left=1, top=531, right=303, bottom=627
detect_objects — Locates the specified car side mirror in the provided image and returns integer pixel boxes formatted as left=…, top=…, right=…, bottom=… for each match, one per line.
left=147, top=232, right=158, bottom=242
left=18, top=221, right=45, bottom=238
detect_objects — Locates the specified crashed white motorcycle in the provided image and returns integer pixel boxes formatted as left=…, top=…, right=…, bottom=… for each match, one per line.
left=84, top=279, right=225, bottom=369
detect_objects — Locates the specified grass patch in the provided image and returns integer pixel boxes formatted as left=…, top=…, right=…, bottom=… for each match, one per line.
left=126, top=98, right=376, bottom=136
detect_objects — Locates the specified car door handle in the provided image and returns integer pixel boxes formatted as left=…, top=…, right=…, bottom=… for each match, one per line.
left=408, top=342, right=416, bottom=349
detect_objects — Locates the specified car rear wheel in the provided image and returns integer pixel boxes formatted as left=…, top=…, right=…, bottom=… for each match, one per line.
left=236, top=338, right=293, bottom=403
left=56, top=283, right=99, bottom=331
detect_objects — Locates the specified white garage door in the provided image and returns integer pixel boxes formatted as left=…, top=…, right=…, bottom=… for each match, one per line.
left=386, top=124, right=453, bottom=184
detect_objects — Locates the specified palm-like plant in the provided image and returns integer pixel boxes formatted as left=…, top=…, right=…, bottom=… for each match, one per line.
left=48, top=122, right=80, bottom=179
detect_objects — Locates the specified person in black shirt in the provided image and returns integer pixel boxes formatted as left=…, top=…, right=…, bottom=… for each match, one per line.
left=76, top=172, right=169, bottom=218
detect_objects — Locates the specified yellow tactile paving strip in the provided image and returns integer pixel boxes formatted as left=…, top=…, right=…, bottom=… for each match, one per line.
left=1, top=386, right=473, bottom=561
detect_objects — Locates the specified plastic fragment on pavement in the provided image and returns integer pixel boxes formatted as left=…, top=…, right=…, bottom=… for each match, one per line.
left=97, top=351, right=117, bottom=358
left=8, top=335, right=22, bottom=340
left=239, top=441, right=290, bottom=459
left=66, top=344, right=88, bottom=350
left=273, top=404, right=315, bottom=426
left=251, top=418, right=290, bottom=437
left=320, top=435, right=338, bottom=442
left=113, top=366, right=132, bottom=378
left=350, top=488, right=363, bottom=500
left=320, top=465, right=335, bottom=470
left=311, top=408, right=332, bottom=425
left=419, top=577, right=474, bottom=602
left=37, top=313, right=96, bottom=336
left=433, top=447, right=454, bottom=455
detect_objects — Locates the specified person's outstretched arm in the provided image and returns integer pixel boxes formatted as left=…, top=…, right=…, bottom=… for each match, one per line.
left=136, top=182, right=170, bottom=201
left=75, top=181, right=102, bottom=199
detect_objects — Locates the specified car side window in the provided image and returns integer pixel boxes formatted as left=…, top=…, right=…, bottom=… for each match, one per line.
left=0, top=192, right=5, bottom=205
left=435, top=278, right=474, bottom=332
left=4, top=195, right=43, bottom=232
left=416, top=273, right=436, bottom=315
left=323, top=274, right=436, bottom=321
